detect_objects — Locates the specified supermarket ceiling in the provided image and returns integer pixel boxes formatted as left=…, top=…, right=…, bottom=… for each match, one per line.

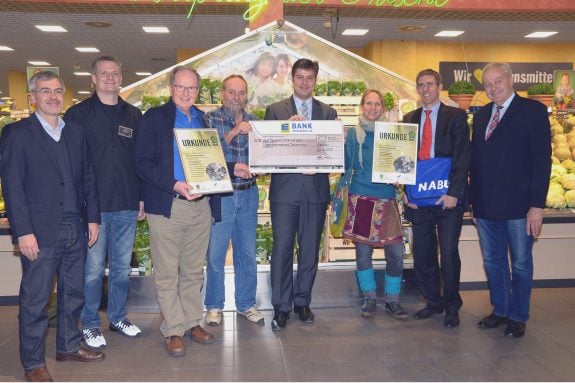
left=1, top=1, right=575, bottom=99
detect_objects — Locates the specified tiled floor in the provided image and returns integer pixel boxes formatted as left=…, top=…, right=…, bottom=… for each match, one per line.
left=1, top=287, right=575, bottom=382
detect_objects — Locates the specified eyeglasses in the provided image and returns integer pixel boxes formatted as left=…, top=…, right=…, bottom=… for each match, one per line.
left=416, top=82, right=438, bottom=90
left=32, top=88, right=65, bottom=96
left=172, top=84, right=199, bottom=94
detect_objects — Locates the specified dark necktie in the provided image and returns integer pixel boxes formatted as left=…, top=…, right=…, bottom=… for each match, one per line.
left=418, top=109, right=432, bottom=160
left=485, top=106, right=503, bottom=140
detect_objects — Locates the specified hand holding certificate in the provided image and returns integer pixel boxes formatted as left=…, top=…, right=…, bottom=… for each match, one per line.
left=248, top=120, right=345, bottom=174
left=372, top=122, right=419, bottom=185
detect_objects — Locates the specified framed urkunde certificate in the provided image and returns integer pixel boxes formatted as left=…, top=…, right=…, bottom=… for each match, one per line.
left=249, top=120, right=344, bottom=173
left=372, top=122, right=419, bottom=185
left=174, top=128, right=233, bottom=194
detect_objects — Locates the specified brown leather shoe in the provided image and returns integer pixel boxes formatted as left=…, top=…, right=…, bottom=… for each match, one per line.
left=188, top=325, right=215, bottom=344
left=165, top=335, right=185, bottom=357
left=24, top=367, right=53, bottom=382
left=55, top=347, right=105, bottom=362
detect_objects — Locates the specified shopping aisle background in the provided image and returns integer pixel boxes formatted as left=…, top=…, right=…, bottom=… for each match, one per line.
left=0, top=287, right=575, bottom=381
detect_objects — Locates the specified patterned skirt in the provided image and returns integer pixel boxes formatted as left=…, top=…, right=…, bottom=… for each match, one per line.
left=342, top=193, right=403, bottom=247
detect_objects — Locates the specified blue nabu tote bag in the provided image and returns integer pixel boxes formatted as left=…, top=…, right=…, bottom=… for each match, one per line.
left=405, top=157, right=451, bottom=207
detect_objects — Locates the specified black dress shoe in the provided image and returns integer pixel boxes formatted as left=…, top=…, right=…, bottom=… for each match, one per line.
left=271, top=311, right=289, bottom=331
left=413, top=306, right=443, bottom=320
left=504, top=320, right=526, bottom=338
left=477, top=313, right=507, bottom=329
left=444, top=311, right=460, bottom=328
left=294, top=305, right=315, bottom=323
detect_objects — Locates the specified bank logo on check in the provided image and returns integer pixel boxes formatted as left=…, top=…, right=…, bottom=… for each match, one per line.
left=281, top=123, right=290, bottom=133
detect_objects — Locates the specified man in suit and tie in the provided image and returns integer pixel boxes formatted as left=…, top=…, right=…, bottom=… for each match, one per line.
left=403, top=68, right=471, bottom=328
left=0, top=71, right=104, bottom=382
left=470, top=62, right=551, bottom=338
left=264, top=58, right=337, bottom=331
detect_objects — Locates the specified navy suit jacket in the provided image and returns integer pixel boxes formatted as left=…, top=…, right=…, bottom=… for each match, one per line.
left=0, top=114, right=100, bottom=246
left=264, top=96, right=338, bottom=203
left=403, top=103, right=471, bottom=220
left=470, top=94, right=551, bottom=220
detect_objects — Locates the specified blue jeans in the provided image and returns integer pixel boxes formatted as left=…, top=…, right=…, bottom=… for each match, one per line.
left=476, top=218, right=534, bottom=323
left=81, top=210, right=138, bottom=329
left=204, top=185, right=258, bottom=312
left=20, top=217, right=86, bottom=371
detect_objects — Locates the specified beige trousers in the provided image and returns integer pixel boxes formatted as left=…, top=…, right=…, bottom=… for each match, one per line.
left=147, top=197, right=211, bottom=337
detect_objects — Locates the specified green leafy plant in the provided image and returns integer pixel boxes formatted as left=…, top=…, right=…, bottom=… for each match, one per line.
left=383, top=91, right=397, bottom=111
left=527, top=83, right=554, bottom=95
left=448, top=80, right=476, bottom=95
left=134, top=219, right=152, bottom=275
left=314, top=83, right=327, bottom=96
left=141, top=95, right=169, bottom=111
left=256, top=222, right=273, bottom=264
left=352, top=81, right=367, bottom=96
left=327, top=81, right=342, bottom=96
left=251, top=109, right=266, bottom=120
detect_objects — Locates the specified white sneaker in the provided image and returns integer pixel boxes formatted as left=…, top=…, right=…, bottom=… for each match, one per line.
left=109, top=318, right=142, bottom=337
left=237, top=307, right=265, bottom=324
left=206, top=309, right=222, bottom=326
left=83, top=327, right=107, bottom=349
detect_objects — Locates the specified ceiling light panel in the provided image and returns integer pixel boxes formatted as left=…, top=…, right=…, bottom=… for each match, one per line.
left=35, top=25, right=67, bottom=32
left=75, top=47, right=100, bottom=52
left=525, top=31, right=558, bottom=38
left=74, top=72, right=91, bottom=76
left=342, top=29, right=369, bottom=36
left=135, top=72, right=152, bottom=76
left=435, top=30, right=465, bottom=37
left=28, top=61, right=50, bottom=65
left=143, top=26, right=169, bottom=33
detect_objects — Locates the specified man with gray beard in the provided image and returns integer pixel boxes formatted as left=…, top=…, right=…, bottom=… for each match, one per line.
left=203, top=75, right=264, bottom=326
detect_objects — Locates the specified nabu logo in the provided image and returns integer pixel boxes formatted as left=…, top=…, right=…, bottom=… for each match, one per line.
left=418, top=180, right=449, bottom=192
left=281, top=123, right=290, bottom=133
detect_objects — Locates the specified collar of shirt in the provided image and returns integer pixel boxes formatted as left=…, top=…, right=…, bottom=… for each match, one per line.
left=174, top=106, right=200, bottom=128
left=492, top=93, right=515, bottom=120
left=35, top=112, right=65, bottom=142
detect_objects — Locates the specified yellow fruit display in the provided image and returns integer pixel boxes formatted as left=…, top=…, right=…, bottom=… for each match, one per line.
left=552, top=134, right=567, bottom=145
left=555, top=146, right=572, bottom=161
left=551, top=124, right=564, bottom=136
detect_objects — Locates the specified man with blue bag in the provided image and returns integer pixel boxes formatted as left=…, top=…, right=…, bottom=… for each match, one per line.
left=403, top=68, right=471, bottom=328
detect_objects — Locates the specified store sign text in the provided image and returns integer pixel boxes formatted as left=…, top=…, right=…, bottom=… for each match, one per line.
left=145, top=0, right=449, bottom=19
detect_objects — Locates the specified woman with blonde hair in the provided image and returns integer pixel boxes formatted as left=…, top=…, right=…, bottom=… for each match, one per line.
left=341, top=89, right=407, bottom=319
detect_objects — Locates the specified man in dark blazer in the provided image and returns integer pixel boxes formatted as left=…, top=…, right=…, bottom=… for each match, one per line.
left=403, top=68, right=471, bottom=328
left=470, top=62, right=551, bottom=338
left=264, top=58, right=337, bottom=331
left=0, top=71, right=104, bottom=382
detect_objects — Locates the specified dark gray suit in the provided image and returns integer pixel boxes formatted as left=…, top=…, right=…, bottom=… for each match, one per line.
left=403, top=103, right=470, bottom=312
left=264, top=96, right=337, bottom=312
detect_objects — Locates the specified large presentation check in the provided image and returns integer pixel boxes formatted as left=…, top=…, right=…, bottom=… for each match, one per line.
left=249, top=120, right=344, bottom=173
left=372, top=122, right=419, bottom=185
left=174, top=128, right=233, bottom=194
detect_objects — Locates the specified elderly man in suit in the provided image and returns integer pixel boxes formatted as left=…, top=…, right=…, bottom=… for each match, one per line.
left=403, top=68, right=471, bottom=328
left=470, top=62, right=551, bottom=338
left=264, top=58, right=337, bottom=331
left=0, top=71, right=104, bottom=382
